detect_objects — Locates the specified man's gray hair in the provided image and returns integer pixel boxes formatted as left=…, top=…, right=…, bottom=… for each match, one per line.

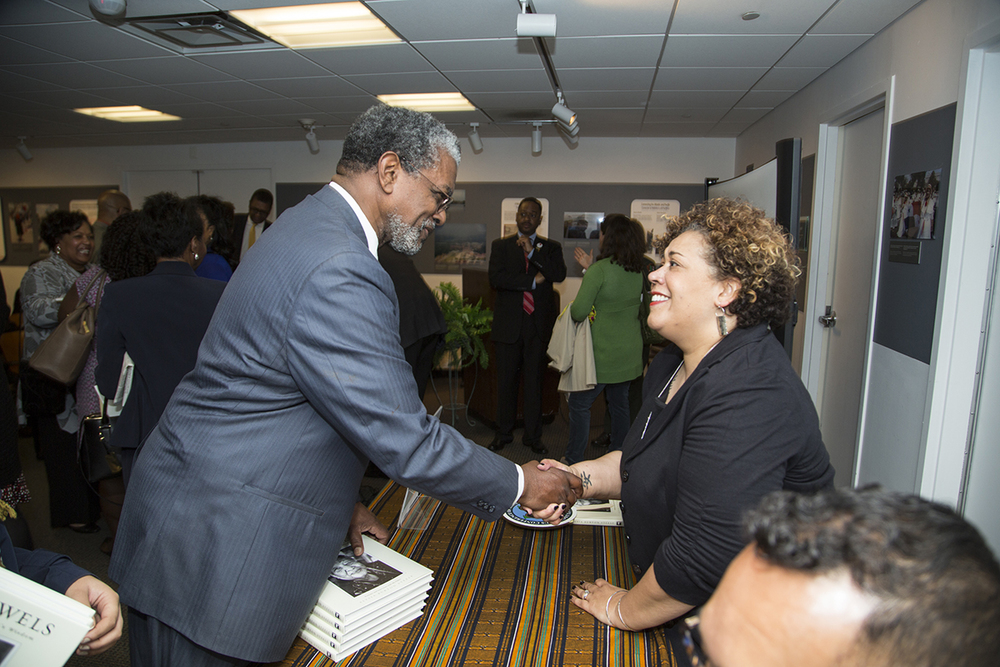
left=338, top=104, right=460, bottom=175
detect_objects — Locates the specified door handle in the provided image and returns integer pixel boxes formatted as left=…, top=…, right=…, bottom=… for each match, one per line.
left=819, top=306, right=837, bottom=328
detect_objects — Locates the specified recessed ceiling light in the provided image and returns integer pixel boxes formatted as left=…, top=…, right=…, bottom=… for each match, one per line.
left=230, top=2, right=401, bottom=49
left=742, top=11, right=761, bottom=20
left=73, top=106, right=181, bottom=122
left=377, top=93, right=475, bottom=113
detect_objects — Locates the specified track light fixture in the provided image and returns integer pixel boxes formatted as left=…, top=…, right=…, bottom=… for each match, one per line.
left=299, top=119, right=319, bottom=154
left=531, top=123, right=542, bottom=154
left=89, top=0, right=126, bottom=18
left=552, top=97, right=577, bottom=127
left=468, top=123, right=483, bottom=153
left=16, top=137, right=33, bottom=162
left=516, top=0, right=556, bottom=38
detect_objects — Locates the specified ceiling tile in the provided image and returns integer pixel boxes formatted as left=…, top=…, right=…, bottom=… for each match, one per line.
left=292, top=95, right=380, bottom=116
left=415, top=39, right=543, bottom=71
left=653, top=67, right=768, bottom=91
left=0, top=35, right=73, bottom=66
left=0, top=20, right=171, bottom=61
left=0, top=68, right=66, bottom=93
left=94, top=56, right=232, bottom=85
left=444, top=69, right=551, bottom=94
left=753, top=67, right=827, bottom=90
left=549, top=35, right=665, bottom=68
left=662, top=34, right=799, bottom=67
left=192, top=50, right=332, bottom=79
left=639, top=122, right=721, bottom=137
left=367, top=0, right=516, bottom=41
left=302, top=43, right=432, bottom=76
left=89, top=85, right=200, bottom=107
left=162, top=80, right=280, bottom=103
left=670, top=0, right=836, bottom=34
left=720, top=107, right=772, bottom=124
left=0, top=1, right=87, bottom=23
left=776, top=33, right=872, bottom=67
left=570, top=91, right=649, bottom=107
left=342, top=71, right=458, bottom=96
left=248, top=76, right=362, bottom=98
left=644, top=107, right=728, bottom=123
left=810, top=0, right=922, bottom=34
left=735, top=89, right=796, bottom=107
left=572, top=108, right=646, bottom=123
left=463, top=91, right=555, bottom=111
left=3, top=62, right=145, bottom=89
left=559, top=68, right=656, bottom=92
left=534, top=0, right=674, bottom=37
left=214, top=97, right=320, bottom=116
left=648, top=90, right=745, bottom=107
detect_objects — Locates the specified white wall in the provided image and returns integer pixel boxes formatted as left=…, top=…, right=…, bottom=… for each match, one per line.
left=0, top=136, right=735, bottom=307
left=735, top=0, right=998, bottom=169
left=733, top=0, right=1000, bottom=511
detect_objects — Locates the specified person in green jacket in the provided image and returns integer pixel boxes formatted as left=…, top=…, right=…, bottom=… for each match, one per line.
left=563, top=214, right=645, bottom=463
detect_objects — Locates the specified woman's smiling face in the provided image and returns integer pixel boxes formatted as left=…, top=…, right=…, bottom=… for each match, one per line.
left=647, top=230, right=730, bottom=347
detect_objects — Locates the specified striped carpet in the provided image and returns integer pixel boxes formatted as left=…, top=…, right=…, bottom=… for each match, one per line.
left=270, top=482, right=676, bottom=667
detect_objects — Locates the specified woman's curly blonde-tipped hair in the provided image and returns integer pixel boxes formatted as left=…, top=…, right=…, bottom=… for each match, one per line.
left=653, top=198, right=801, bottom=329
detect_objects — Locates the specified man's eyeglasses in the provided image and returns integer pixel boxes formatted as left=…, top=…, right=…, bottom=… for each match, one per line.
left=682, top=615, right=711, bottom=667
left=400, top=155, right=452, bottom=213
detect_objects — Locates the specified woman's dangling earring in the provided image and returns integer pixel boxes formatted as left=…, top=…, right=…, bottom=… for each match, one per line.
left=717, top=306, right=729, bottom=336
left=194, top=253, right=200, bottom=262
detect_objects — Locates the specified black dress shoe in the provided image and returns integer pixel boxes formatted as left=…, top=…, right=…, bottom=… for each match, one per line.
left=591, top=433, right=611, bottom=449
left=524, top=441, right=548, bottom=456
left=69, top=523, right=100, bottom=534
left=488, top=435, right=512, bottom=452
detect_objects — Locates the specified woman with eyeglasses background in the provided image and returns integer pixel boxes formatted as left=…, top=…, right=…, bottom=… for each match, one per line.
left=540, top=198, right=835, bottom=631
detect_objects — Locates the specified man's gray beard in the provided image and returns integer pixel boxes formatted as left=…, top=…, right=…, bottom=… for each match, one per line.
left=386, top=212, right=433, bottom=256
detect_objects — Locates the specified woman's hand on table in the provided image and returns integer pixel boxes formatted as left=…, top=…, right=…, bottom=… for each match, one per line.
left=571, top=579, right=627, bottom=627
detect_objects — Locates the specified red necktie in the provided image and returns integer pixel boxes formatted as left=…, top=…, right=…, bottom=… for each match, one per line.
left=523, top=249, right=535, bottom=315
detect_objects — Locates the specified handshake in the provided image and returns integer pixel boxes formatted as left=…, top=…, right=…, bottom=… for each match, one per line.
left=517, top=460, right=583, bottom=524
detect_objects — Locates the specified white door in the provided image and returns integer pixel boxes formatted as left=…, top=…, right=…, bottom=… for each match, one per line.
left=815, top=108, right=885, bottom=487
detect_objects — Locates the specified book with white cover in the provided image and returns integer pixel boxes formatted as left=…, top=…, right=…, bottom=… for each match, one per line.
left=312, top=536, right=432, bottom=623
left=304, top=597, right=426, bottom=648
left=0, top=567, right=95, bottom=667
left=310, top=583, right=429, bottom=631
left=300, top=605, right=424, bottom=662
left=572, top=499, right=624, bottom=526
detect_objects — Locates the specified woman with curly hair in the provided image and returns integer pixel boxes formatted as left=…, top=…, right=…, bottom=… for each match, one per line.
left=562, top=213, right=645, bottom=464
left=59, top=210, right=156, bottom=554
left=19, top=210, right=100, bottom=532
left=543, top=198, right=835, bottom=632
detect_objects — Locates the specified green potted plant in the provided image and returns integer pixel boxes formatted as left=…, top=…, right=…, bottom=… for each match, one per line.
left=434, top=282, right=492, bottom=370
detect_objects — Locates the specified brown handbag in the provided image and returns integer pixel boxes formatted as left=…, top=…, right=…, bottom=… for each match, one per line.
left=29, top=270, right=106, bottom=385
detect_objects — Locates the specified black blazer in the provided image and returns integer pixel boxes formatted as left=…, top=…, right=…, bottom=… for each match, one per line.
left=620, top=323, right=835, bottom=605
left=488, top=234, right=566, bottom=344
left=378, top=247, right=446, bottom=349
left=95, top=262, right=226, bottom=452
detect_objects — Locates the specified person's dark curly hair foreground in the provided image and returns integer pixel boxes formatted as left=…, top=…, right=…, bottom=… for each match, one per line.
left=654, top=198, right=800, bottom=329
left=746, top=486, right=1000, bottom=667
left=99, top=210, right=156, bottom=281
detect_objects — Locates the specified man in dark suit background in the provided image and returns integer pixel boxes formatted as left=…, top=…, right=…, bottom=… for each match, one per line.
left=109, top=105, right=581, bottom=666
left=378, top=245, right=447, bottom=400
left=488, top=197, right=566, bottom=455
left=233, top=187, right=273, bottom=264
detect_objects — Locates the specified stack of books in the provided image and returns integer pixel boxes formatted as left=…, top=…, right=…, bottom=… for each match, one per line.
left=572, top=498, right=624, bottom=526
left=0, top=567, right=95, bottom=667
left=299, top=536, right=433, bottom=662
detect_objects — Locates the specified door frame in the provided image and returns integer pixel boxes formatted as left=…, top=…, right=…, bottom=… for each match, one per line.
left=922, top=18, right=1000, bottom=508
left=800, top=77, right=894, bottom=487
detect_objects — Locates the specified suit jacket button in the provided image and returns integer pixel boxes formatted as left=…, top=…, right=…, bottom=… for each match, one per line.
left=625, top=533, right=631, bottom=544
left=488, top=505, right=495, bottom=513
left=633, top=564, right=642, bottom=575
left=621, top=469, right=629, bottom=482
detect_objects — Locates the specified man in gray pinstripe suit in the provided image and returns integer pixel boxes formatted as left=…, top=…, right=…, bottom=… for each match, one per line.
left=109, top=105, right=582, bottom=667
